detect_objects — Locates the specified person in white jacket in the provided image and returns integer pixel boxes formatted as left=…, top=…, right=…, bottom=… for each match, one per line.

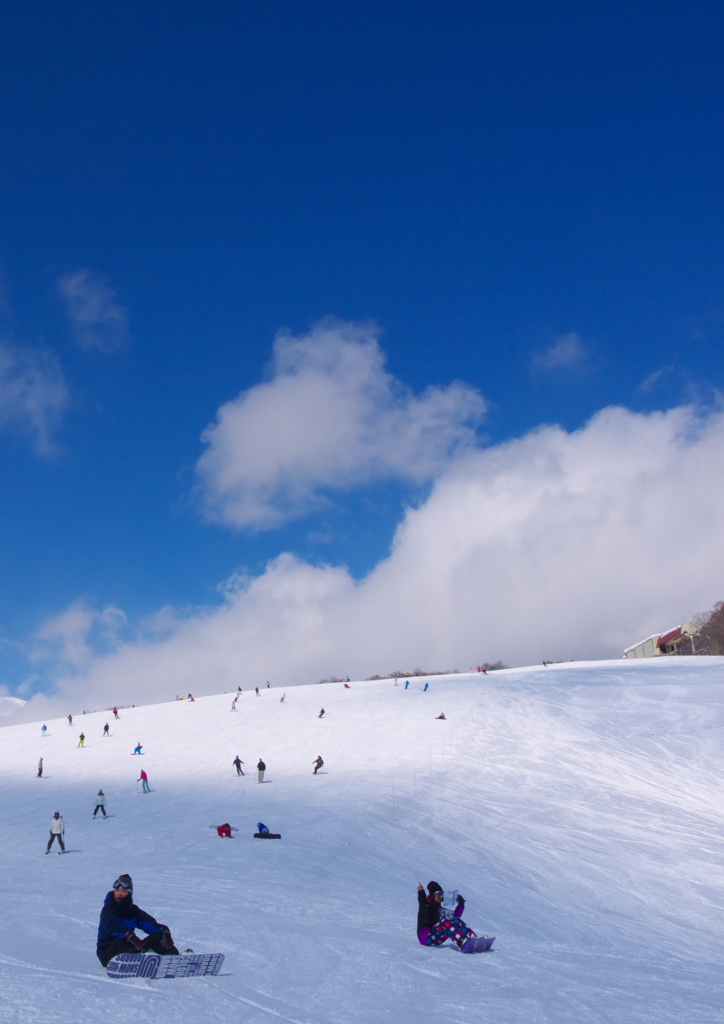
left=46, top=811, right=65, bottom=853
left=93, top=790, right=107, bottom=818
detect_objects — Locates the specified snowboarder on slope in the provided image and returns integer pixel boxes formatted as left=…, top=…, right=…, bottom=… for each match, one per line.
left=41, top=724, right=47, bottom=737
left=436, top=713, right=446, bottom=720
left=256, top=821, right=270, bottom=835
left=96, top=874, right=178, bottom=967
left=78, top=732, right=85, bottom=747
left=318, top=708, right=325, bottom=718
left=233, top=756, right=244, bottom=776
left=138, top=769, right=150, bottom=793
left=37, top=757, right=43, bottom=777
left=416, top=882, right=476, bottom=950
left=257, top=759, right=266, bottom=783
left=216, top=823, right=233, bottom=837
left=93, top=790, right=107, bottom=817
left=46, top=811, right=65, bottom=853
left=67, top=714, right=73, bottom=726
left=133, top=742, right=142, bottom=754
left=103, top=722, right=110, bottom=736
left=312, top=756, right=324, bottom=774
left=113, top=707, right=120, bottom=719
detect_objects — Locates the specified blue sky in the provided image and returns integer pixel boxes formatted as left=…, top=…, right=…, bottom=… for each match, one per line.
left=1, top=2, right=724, bottom=706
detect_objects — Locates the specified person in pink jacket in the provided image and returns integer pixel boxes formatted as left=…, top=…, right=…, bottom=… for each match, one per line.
left=138, top=769, right=150, bottom=793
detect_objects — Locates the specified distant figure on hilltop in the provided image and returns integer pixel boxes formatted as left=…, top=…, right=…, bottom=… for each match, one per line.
left=112, top=707, right=120, bottom=720
left=257, top=759, right=266, bottom=783
left=233, top=756, right=244, bottom=776
left=230, top=699, right=238, bottom=712
left=255, top=687, right=259, bottom=696
left=67, top=714, right=73, bottom=726
left=318, top=708, right=325, bottom=718
left=93, top=790, right=107, bottom=817
left=266, top=681, right=270, bottom=688
left=280, top=693, right=286, bottom=703
left=37, top=757, right=43, bottom=778
left=46, top=811, right=65, bottom=854
left=313, top=756, right=324, bottom=774
left=41, top=724, right=47, bottom=737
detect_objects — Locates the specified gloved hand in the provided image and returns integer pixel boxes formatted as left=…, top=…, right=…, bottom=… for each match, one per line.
left=125, top=931, right=144, bottom=953
left=456, top=895, right=465, bottom=906
left=158, top=925, right=174, bottom=950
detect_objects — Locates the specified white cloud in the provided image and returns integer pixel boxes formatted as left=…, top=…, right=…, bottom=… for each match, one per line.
left=0, top=340, right=68, bottom=453
left=196, top=319, right=486, bottom=529
left=32, top=602, right=128, bottom=670
left=57, top=269, right=129, bottom=352
left=532, top=331, right=588, bottom=371
left=13, top=402, right=724, bottom=721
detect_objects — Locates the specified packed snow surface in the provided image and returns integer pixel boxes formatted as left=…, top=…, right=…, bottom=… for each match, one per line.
left=1, top=658, right=723, bottom=1023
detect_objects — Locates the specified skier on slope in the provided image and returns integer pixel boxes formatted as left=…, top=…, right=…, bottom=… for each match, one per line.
left=233, top=756, right=244, bottom=776
left=103, top=722, right=110, bottom=737
left=96, top=874, right=179, bottom=967
left=93, top=790, right=107, bottom=817
left=78, top=732, right=85, bottom=747
left=138, top=769, right=150, bottom=793
left=45, top=811, right=65, bottom=853
left=416, top=881, right=477, bottom=951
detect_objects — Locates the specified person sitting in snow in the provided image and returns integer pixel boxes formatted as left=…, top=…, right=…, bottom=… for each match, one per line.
left=256, top=822, right=270, bottom=835
left=416, top=881, right=476, bottom=951
left=435, top=713, right=446, bottom=719
left=96, top=874, right=179, bottom=967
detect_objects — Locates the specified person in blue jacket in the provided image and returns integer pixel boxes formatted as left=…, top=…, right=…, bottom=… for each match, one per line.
left=96, top=874, right=179, bottom=967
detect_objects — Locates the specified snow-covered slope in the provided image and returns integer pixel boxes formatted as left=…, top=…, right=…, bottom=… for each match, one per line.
left=1, top=659, right=723, bottom=1023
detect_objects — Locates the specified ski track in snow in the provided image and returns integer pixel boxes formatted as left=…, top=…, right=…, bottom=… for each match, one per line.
left=1, top=658, right=723, bottom=1023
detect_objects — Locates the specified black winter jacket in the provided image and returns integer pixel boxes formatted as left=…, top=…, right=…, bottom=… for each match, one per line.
left=96, top=891, right=163, bottom=960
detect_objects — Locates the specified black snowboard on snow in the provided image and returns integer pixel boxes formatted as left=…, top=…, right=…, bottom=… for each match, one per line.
left=254, top=832, right=281, bottom=839
left=107, top=952, right=224, bottom=979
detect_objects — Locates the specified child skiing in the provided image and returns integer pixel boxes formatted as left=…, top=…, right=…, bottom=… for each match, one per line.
left=93, top=790, right=107, bottom=817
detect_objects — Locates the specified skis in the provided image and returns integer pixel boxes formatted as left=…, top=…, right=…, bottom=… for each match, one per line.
left=107, top=952, right=224, bottom=979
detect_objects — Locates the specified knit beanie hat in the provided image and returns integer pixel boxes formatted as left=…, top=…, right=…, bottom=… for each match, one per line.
left=427, top=880, right=442, bottom=895
left=113, top=873, right=133, bottom=894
